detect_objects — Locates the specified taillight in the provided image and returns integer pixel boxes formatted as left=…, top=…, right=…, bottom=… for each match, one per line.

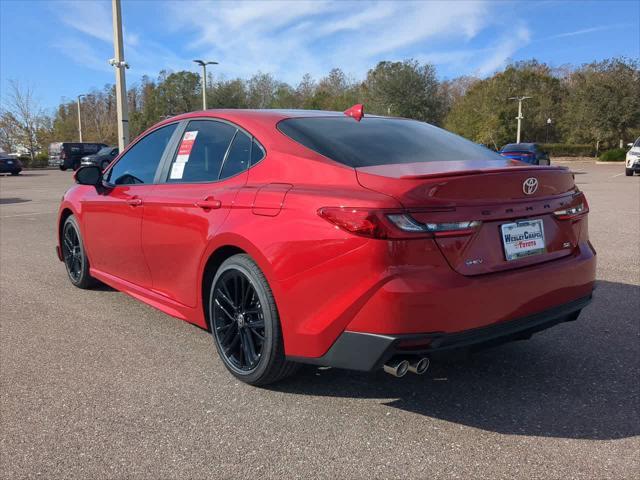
left=318, top=207, right=481, bottom=239
left=554, top=192, right=589, bottom=220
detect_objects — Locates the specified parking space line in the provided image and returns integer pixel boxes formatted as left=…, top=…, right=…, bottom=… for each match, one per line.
left=0, top=212, right=55, bottom=218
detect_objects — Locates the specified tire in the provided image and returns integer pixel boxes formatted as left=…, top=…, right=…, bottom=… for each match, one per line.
left=625, top=168, right=633, bottom=176
left=59, top=165, right=67, bottom=171
left=61, top=215, right=97, bottom=289
left=208, top=254, right=299, bottom=386
left=10, top=171, right=19, bottom=176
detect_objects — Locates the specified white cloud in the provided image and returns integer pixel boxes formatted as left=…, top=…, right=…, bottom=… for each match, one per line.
left=547, top=24, right=630, bottom=39
left=51, top=0, right=533, bottom=84
left=475, top=26, right=531, bottom=76
left=167, top=0, right=496, bottom=83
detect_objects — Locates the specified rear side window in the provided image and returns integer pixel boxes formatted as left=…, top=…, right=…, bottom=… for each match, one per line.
left=167, top=120, right=236, bottom=183
left=251, top=139, right=265, bottom=165
left=278, top=117, right=503, bottom=168
left=107, top=123, right=177, bottom=185
left=220, top=131, right=251, bottom=179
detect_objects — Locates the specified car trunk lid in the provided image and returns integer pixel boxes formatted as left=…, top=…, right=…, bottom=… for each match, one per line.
left=356, top=160, right=584, bottom=276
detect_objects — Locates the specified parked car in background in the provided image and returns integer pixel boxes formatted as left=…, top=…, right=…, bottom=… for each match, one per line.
left=49, top=142, right=108, bottom=171
left=625, top=137, right=640, bottom=176
left=499, top=143, right=551, bottom=165
left=57, top=108, right=596, bottom=386
left=0, top=153, right=22, bottom=175
left=81, top=146, right=119, bottom=170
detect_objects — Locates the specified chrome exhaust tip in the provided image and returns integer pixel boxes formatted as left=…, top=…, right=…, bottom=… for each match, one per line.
left=408, top=357, right=430, bottom=375
left=383, top=358, right=410, bottom=378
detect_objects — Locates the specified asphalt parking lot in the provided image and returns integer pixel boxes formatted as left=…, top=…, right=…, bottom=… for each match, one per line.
left=1, top=162, right=638, bottom=479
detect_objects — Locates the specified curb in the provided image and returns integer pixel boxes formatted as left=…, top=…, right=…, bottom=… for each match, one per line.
left=595, top=161, right=625, bottom=165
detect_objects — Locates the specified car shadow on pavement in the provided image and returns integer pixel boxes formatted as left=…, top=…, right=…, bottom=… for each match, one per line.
left=0, top=197, right=31, bottom=204
left=272, top=280, right=639, bottom=441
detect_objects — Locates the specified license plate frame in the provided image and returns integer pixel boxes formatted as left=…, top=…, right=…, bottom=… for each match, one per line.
left=500, top=219, right=546, bottom=261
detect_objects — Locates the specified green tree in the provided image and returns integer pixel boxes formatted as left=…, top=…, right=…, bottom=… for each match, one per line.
left=155, top=70, right=201, bottom=117
left=363, top=60, right=441, bottom=123
left=444, top=60, right=566, bottom=147
left=560, top=58, right=640, bottom=149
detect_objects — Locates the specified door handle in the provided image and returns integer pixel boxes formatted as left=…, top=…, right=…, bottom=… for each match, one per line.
left=127, top=197, right=143, bottom=206
left=195, top=197, right=221, bottom=210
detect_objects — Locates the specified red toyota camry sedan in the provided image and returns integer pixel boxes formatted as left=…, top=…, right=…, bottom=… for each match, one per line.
left=57, top=107, right=596, bottom=385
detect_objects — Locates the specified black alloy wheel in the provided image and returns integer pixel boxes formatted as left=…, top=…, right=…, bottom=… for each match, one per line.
left=212, top=268, right=266, bottom=372
left=61, top=215, right=96, bottom=289
left=209, top=254, right=298, bottom=385
left=63, top=221, right=83, bottom=283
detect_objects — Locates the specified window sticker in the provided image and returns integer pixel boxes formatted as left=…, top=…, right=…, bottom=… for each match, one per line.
left=170, top=162, right=186, bottom=179
left=175, top=130, right=198, bottom=163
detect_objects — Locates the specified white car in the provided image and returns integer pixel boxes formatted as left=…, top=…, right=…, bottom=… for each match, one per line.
left=626, top=137, right=640, bottom=176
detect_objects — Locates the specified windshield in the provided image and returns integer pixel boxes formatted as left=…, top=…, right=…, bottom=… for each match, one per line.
left=634, top=137, right=640, bottom=148
left=97, top=147, right=112, bottom=155
left=278, top=117, right=504, bottom=168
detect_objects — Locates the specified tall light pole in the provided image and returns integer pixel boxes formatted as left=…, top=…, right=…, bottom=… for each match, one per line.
left=110, top=0, right=130, bottom=151
left=546, top=117, right=552, bottom=143
left=76, top=94, right=86, bottom=142
left=509, top=96, right=531, bottom=143
left=193, top=60, right=218, bottom=110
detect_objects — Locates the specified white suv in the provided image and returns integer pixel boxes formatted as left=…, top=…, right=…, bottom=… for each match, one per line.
left=626, top=137, right=640, bottom=176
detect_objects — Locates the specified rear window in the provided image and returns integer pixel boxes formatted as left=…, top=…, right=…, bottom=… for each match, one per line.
left=502, top=143, right=534, bottom=152
left=277, top=117, right=503, bottom=168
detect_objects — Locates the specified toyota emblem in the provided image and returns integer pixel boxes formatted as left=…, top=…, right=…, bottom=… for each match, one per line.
left=523, top=177, right=539, bottom=195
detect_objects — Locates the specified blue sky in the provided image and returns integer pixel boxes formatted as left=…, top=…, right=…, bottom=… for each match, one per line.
left=1, top=0, right=638, bottom=111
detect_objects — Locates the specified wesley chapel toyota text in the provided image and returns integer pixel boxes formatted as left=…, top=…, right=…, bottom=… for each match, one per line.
left=57, top=107, right=596, bottom=385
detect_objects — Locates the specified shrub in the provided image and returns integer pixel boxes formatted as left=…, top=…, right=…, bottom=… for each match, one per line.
left=17, top=153, right=49, bottom=168
left=598, top=148, right=627, bottom=162
left=539, top=143, right=595, bottom=157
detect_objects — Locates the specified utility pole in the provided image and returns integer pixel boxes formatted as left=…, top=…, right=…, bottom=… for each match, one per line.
left=110, top=0, right=129, bottom=151
left=76, top=94, right=85, bottom=142
left=509, top=96, right=531, bottom=143
left=194, top=60, right=218, bottom=110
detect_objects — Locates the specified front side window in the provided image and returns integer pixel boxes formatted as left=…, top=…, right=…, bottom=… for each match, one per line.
left=167, top=120, right=236, bottom=183
left=107, top=123, right=177, bottom=185
left=278, top=117, right=504, bottom=168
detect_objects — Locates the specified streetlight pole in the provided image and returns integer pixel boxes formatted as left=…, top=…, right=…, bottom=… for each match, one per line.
left=546, top=117, right=552, bottom=143
left=110, top=0, right=130, bottom=151
left=76, top=94, right=86, bottom=142
left=509, top=96, right=531, bottom=143
left=194, top=60, right=218, bottom=110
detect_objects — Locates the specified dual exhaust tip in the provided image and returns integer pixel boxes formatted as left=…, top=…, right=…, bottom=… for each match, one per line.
left=383, top=357, right=430, bottom=377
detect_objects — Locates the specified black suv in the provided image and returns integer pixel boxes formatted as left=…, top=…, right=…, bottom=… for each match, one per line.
left=49, top=142, right=108, bottom=171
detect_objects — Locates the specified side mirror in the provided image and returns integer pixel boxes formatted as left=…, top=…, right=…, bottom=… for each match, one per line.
left=75, top=165, right=103, bottom=188
left=628, top=143, right=634, bottom=147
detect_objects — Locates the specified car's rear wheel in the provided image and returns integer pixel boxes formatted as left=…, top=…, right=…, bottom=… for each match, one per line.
left=62, top=215, right=96, bottom=289
left=209, top=254, right=298, bottom=385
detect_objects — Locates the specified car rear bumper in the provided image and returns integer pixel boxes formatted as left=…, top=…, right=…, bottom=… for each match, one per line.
left=290, top=294, right=592, bottom=371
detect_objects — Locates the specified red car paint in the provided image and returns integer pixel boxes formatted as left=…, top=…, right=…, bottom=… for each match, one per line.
left=58, top=109, right=596, bottom=361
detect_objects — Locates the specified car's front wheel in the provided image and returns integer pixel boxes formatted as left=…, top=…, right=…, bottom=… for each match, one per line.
left=61, top=215, right=96, bottom=289
left=625, top=168, right=634, bottom=176
left=208, top=254, right=298, bottom=386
